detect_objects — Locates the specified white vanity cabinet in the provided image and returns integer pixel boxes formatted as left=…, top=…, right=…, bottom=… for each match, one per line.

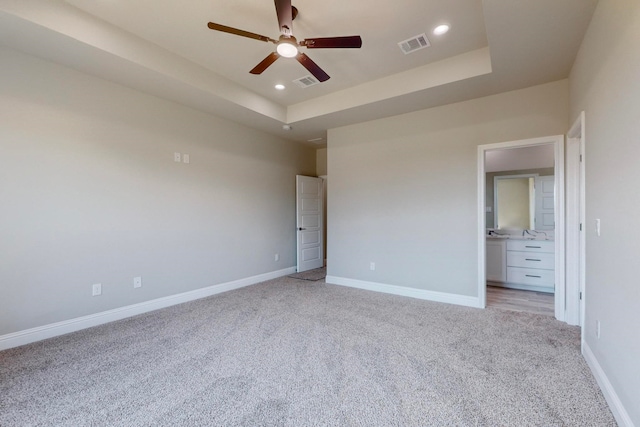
left=486, top=239, right=507, bottom=282
left=505, top=240, right=555, bottom=293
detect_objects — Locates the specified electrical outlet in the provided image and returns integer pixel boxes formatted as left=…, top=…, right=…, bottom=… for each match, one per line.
left=596, top=320, right=601, bottom=339
left=183, top=154, right=190, bottom=164
left=133, top=276, right=142, bottom=288
left=92, top=283, right=102, bottom=296
left=274, top=253, right=279, bottom=262
left=174, top=152, right=181, bottom=162
left=370, top=262, right=376, bottom=271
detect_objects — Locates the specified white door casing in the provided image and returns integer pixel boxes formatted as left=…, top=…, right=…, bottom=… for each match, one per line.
left=566, top=111, right=586, bottom=328
left=296, top=175, right=324, bottom=272
left=477, top=136, right=565, bottom=321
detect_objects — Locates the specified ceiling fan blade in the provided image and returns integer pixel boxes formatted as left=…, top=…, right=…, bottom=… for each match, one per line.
left=296, top=53, right=330, bottom=82
left=207, top=22, right=276, bottom=43
left=274, top=0, right=293, bottom=36
left=301, top=36, right=363, bottom=49
left=250, top=52, right=280, bottom=75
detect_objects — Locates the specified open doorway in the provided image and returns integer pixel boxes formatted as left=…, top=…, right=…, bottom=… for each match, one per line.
left=477, top=136, right=566, bottom=321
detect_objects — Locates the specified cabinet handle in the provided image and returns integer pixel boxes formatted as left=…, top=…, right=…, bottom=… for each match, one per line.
left=525, top=258, right=541, bottom=262
left=525, top=274, right=542, bottom=278
left=525, top=246, right=542, bottom=248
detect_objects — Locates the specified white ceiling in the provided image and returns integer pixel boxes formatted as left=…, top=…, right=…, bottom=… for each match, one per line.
left=0, top=0, right=598, bottom=146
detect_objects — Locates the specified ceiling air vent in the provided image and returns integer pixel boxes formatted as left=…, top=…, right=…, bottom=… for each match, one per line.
left=398, top=33, right=431, bottom=54
left=294, top=75, right=320, bottom=88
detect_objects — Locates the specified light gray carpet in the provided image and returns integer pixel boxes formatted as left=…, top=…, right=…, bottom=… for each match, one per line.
left=0, top=276, right=616, bottom=426
left=288, top=267, right=326, bottom=281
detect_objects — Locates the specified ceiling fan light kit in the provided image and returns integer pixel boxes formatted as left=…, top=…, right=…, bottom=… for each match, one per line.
left=207, top=0, right=362, bottom=83
left=276, top=37, right=299, bottom=58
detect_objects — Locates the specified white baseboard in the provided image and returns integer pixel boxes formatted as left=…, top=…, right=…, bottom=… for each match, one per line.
left=582, top=341, right=635, bottom=427
left=0, top=267, right=296, bottom=351
left=325, top=275, right=481, bottom=308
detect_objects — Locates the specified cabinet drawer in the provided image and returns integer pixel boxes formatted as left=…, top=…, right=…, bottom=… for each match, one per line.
left=506, top=240, right=554, bottom=253
left=507, top=267, right=555, bottom=287
left=507, top=251, right=554, bottom=269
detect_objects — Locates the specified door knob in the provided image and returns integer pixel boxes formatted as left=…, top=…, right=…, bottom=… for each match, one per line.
left=298, top=227, right=306, bottom=231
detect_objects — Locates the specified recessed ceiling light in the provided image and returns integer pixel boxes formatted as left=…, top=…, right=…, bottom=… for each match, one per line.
left=433, top=24, right=450, bottom=36
left=275, top=84, right=286, bottom=90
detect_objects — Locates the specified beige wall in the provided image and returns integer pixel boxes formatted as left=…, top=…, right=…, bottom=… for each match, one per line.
left=0, top=47, right=316, bottom=335
left=569, top=1, right=640, bottom=424
left=316, top=148, right=327, bottom=176
left=316, top=148, right=328, bottom=261
left=327, top=80, right=568, bottom=296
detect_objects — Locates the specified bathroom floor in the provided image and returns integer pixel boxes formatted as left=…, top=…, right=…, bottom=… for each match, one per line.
left=486, top=285, right=554, bottom=316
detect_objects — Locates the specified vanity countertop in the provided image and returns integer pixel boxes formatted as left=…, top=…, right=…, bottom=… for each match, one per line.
left=486, top=235, right=554, bottom=241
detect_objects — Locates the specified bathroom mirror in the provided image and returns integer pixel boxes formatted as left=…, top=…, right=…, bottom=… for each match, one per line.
left=492, top=173, right=556, bottom=230
left=494, top=174, right=536, bottom=229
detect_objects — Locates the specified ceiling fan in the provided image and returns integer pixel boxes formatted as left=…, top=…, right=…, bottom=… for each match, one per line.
left=207, top=0, right=362, bottom=82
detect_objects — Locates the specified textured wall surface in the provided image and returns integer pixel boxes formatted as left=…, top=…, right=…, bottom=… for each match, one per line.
left=327, top=80, right=568, bottom=296
left=0, top=47, right=316, bottom=335
left=569, top=1, right=640, bottom=424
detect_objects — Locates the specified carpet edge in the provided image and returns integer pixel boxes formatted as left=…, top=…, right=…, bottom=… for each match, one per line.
left=0, top=267, right=297, bottom=351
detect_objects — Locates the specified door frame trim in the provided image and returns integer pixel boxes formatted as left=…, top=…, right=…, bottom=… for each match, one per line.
left=477, top=135, right=565, bottom=321
left=566, top=111, right=586, bottom=327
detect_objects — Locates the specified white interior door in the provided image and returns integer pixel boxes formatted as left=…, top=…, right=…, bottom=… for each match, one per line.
left=296, top=175, right=323, bottom=272
left=535, top=175, right=555, bottom=230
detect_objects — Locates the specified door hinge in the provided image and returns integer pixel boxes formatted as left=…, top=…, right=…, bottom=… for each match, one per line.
left=579, top=223, right=583, bottom=231
left=580, top=154, right=583, bottom=162
left=579, top=291, right=583, bottom=300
